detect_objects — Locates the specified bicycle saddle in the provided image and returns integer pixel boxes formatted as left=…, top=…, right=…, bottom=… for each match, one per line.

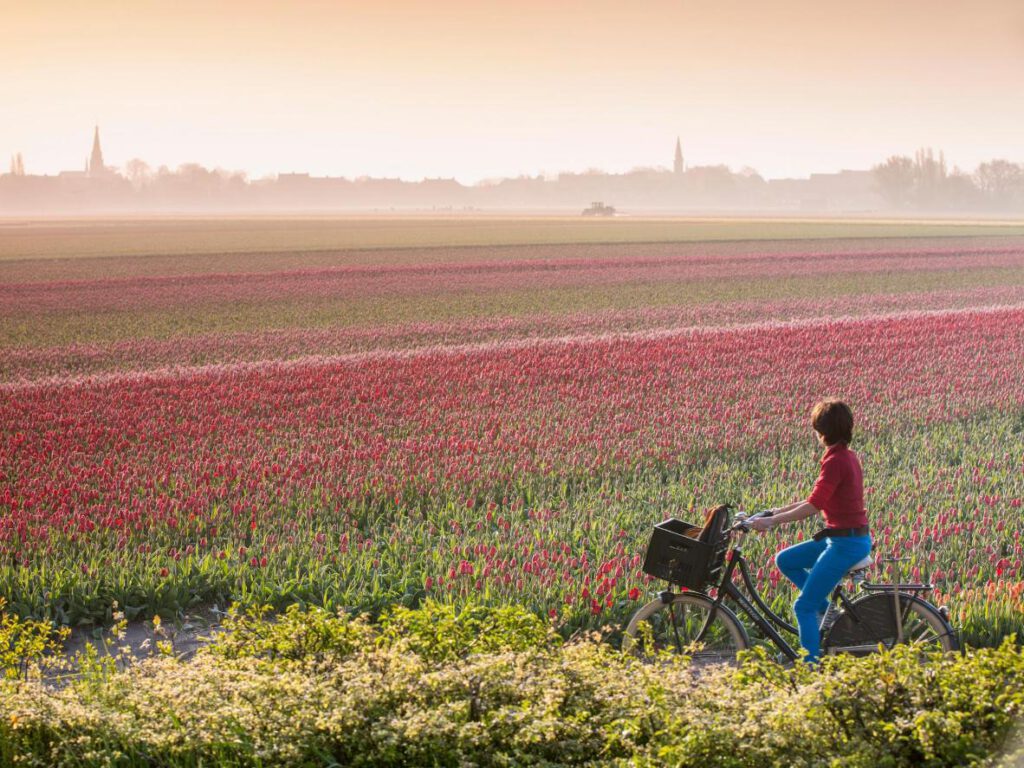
left=847, top=555, right=873, bottom=574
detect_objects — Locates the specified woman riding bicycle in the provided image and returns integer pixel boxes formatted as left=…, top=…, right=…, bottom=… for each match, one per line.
left=747, top=399, right=871, bottom=663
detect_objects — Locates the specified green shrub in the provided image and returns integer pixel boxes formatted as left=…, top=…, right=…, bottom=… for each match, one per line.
left=208, top=602, right=375, bottom=664
left=0, top=598, right=68, bottom=681
left=378, top=599, right=561, bottom=662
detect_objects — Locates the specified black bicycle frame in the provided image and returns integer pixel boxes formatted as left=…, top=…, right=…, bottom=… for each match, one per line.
left=700, top=542, right=861, bottom=661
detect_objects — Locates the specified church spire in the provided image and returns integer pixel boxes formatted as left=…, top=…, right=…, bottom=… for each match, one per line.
left=673, top=137, right=684, bottom=175
left=88, top=125, right=105, bottom=177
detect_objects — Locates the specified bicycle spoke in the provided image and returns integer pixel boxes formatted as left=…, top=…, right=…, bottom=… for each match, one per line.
left=912, top=630, right=939, bottom=645
left=904, top=612, right=939, bottom=646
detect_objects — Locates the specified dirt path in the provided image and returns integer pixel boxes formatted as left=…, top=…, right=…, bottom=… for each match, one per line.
left=49, top=609, right=223, bottom=683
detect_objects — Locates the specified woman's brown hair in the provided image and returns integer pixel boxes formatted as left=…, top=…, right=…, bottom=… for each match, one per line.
left=811, top=400, right=853, bottom=445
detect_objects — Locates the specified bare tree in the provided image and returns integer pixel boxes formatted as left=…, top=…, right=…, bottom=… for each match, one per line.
left=945, top=168, right=982, bottom=210
left=124, top=158, right=152, bottom=189
left=913, top=148, right=947, bottom=207
left=873, top=155, right=916, bottom=208
left=975, top=160, right=1024, bottom=208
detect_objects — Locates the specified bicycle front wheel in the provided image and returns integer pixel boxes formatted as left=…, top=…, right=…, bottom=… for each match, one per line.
left=623, top=592, right=749, bottom=664
left=824, top=591, right=959, bottom=656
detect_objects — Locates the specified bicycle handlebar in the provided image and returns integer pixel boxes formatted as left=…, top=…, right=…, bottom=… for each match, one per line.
left=730, top=509, right=774, bottom=533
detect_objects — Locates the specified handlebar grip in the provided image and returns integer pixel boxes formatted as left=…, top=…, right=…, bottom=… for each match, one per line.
left=731, top=509, right=773, bottom=532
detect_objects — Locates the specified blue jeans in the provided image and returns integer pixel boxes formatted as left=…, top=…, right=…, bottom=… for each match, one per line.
left=775, top=535, right=872, bottom=663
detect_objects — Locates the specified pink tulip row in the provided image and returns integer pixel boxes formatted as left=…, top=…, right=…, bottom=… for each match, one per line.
left=5, top=284, right=1024, bottom=385
left=4, top=244, right=1021, bottom=317
left=7, top=234, right=1017, bottom=285
left=3, top=306, right=1023, bottom=565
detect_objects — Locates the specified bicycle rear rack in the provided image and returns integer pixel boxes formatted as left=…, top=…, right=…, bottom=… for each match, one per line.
left=861, top=582, right=934, bottom=592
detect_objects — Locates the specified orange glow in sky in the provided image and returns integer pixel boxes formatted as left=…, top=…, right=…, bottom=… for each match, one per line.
left=3, top=0, right=1023, bottom=181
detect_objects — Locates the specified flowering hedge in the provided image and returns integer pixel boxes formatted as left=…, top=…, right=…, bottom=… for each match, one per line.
left=0, top=603, right=1022, bottom=767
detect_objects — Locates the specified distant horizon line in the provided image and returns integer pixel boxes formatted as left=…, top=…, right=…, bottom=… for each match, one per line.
left=0, top=156, right=980, bottom=186
left=7, top=125, right=1020, bottom=186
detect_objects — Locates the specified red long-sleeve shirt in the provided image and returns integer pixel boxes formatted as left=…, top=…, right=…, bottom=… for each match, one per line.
left=807, top=442, right=868, bottom=528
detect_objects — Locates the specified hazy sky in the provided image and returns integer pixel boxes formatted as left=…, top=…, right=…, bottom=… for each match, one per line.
left=3, top=0, right=1023, bottom=182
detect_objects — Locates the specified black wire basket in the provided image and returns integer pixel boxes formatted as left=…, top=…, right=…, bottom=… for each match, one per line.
left=641, top=518, right=729, bottom=590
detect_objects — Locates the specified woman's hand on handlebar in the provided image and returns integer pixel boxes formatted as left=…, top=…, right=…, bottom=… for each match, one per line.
left=733, top=509, right=776, bottom=533
left=748, top=515, right=776, bottom=532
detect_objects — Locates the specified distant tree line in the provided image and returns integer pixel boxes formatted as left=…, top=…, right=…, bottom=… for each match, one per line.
left=4, top=147, right=1024, bottom=214
left=124, top=159, right=247, bottom=193
left=93, top=151, right=1024, bottom=213
left=874, top=149, right=1024, bottom=211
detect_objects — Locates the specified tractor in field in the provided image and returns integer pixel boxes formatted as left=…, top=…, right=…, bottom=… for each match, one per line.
left=581, top=201, right=616, bottom=216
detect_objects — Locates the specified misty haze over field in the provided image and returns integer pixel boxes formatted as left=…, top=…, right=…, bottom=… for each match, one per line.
left=3, top=127, right=1024, bottom=216
left=2, top=1, right=1023, bottom=216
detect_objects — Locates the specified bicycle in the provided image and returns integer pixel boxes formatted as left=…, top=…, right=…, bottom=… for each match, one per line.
left=623, top=508, right=960, bottom=663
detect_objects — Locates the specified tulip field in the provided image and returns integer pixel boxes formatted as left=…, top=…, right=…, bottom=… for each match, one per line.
left=3, top=218, right=1024, bottom=646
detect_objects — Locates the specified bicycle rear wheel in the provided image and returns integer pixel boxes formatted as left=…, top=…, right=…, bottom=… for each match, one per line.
left=824, top=591, right=959, bottom=656
left=623, top=592, right=749, bottom=664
